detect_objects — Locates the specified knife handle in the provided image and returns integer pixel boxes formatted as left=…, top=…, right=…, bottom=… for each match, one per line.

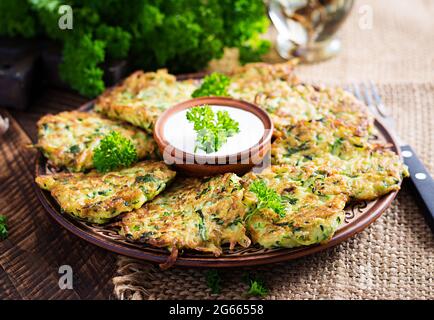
left=401, top=145, right=434, bottom=232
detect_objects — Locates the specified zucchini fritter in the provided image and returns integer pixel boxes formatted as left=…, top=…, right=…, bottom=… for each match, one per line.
left=271, top=116, right=408, bottom=200
left=94, top=69, right=197, bottom=133
left=120, top=173, right=251, bottom=259
left=253, top=84, right=373, bottom=136
left=242, top=165, right=347, bottom=248
left=229, top=64, right=373, bottom=146
left=228, top=62, right=299, bottom=105
left=342, top=146, right=408, bottom=200
left=36, top=111, right=157, bottom=172
left=35, top=161, right=176, bottom=224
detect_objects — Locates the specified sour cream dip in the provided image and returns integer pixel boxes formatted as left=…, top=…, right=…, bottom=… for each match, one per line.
left=163, top=105, right=265, bottom=156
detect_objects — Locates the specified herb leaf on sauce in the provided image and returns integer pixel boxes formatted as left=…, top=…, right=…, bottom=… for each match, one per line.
left=192, top=73, right=230, bottom=98
left=186, top=105, right=240, bottom=153
left=93, top=131, right=137, bottom=172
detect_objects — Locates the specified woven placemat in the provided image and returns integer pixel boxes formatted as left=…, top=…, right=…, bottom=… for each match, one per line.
left=112, top=82, right=434, bottom=300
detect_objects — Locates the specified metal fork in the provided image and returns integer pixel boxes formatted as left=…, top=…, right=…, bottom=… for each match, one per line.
left=351, top=83, right=434, bottom=232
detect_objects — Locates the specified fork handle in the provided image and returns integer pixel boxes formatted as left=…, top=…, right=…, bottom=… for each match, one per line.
left=401, top=145, right=434, bottom=232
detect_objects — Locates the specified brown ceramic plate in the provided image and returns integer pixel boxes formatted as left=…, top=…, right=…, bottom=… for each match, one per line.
left=34, top=84, right=402, bottom=268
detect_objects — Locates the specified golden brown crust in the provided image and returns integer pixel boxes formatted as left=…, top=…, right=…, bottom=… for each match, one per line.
left=230, top=61, right=299, bottom=83
left=120, top=173, right=251, bottom=259
left=35, top=161, right=176, bottom=224
left=36, top=111, right=157, bottom=172
left=94, top=69, right=197, bottom=133
left=242, top=165, right=347, bottom=248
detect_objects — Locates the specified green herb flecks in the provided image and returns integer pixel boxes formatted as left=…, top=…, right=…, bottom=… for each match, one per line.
left=192, top=73, right=230, bottom=98
left=281, top=195, right=298, bottom=205
left=246, top=179, right=285, bottom=220
left=330, top=137, right=344, bottom=156
left=196, top=209, right=208, bottom=241
left=0, top=215, right=8, bottom=240
left=205, top=270, right=221, bottom=294
left=69, top=145, right=80, bottom=154
left=186, top=105, right=239, bottom=153
left=284, top=142, right=309, bottom=157
left=135, top=174, right=156, bottom=183
left=93, top=131, right=137, bottom=172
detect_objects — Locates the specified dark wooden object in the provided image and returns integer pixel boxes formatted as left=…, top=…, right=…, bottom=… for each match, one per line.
left=0, top=39, right=39, bottom=110
left=0, top=39, right=129, bottom=110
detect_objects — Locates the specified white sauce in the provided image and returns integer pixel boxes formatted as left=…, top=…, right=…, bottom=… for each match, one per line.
left=163, top=105, right=265, bottom=156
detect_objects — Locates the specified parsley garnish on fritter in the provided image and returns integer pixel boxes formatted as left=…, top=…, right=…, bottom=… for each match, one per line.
left=186, top=105, right=240, bottom=153
left=0, top=215, right=8, bottom=240
left=192, top=73, right=231, bottom=98
left=247, top=179, right=285, bottom=220
left=93, top=131, right=138, bottom=172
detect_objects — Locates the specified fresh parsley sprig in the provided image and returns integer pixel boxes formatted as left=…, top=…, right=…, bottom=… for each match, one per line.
left=186, top=105, right=240, bottom=153
left=192, top=73, right=231, bottom=98
left=0, top=215, right=8, bottom=240
left=243, top=272, right=268, bottom=297
left=205, top=270, right=221, bottom=294
left=93, top=131, right=138, bottom=172
left=247, top=279, right=268, bottom=297
left=247, top=179, right=285, bottom=220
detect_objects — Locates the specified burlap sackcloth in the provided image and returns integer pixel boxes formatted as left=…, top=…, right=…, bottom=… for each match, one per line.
left=113, top=0, right=434, bottom=300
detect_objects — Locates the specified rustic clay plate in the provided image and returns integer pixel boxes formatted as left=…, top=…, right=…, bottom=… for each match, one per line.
left=34, top=81, right=402, bottom=268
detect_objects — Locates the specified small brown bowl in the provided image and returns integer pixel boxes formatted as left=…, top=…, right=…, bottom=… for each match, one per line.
left=153, top=97, right=273, bottom=177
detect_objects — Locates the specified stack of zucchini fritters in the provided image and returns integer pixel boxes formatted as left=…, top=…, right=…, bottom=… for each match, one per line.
left=35, top=62, right=408, bottom=263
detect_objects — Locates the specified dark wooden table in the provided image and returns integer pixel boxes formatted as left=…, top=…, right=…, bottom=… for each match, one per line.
left=0, top=89, right=117, bottom=299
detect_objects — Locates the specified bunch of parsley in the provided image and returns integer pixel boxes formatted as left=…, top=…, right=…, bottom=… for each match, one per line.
left=186, top=105, right=240, bottom=153
left=0, top=0, right=269, bottom=97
